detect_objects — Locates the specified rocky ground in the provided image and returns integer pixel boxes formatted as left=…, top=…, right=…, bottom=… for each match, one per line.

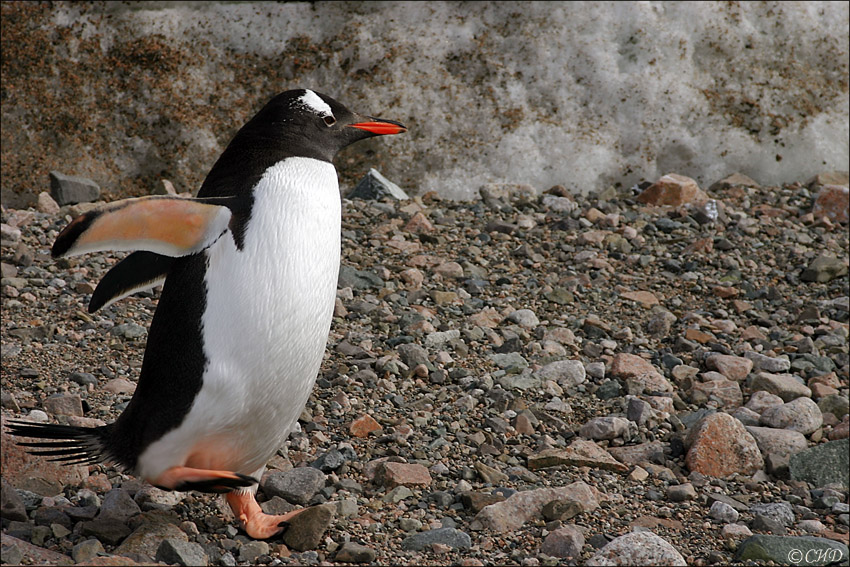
left=1, top=171, right=849, bottom=566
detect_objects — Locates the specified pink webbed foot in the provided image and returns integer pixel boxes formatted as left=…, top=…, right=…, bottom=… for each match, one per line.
left=226, top=490, right=304, bottom=540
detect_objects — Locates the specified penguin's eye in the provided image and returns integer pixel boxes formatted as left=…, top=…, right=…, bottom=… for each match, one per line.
left=323, top=115, right=336, bottom=127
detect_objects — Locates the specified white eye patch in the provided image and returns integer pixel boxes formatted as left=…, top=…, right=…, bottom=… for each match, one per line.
left=298, top=89, right=334, bottom=119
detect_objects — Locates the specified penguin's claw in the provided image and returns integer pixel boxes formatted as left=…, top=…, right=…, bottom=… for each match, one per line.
left=226, top=491, right=304, bottom=540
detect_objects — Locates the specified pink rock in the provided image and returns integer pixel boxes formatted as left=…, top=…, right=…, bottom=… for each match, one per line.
left=745, top=426, right=808, bottom=457
left=432, top=261, right=464, bottom=279
left=1, top=533, right=73, bottom=565
left=470, top=481, right=600, bottom=533
left=37, top=192, right=61, bottom=214
left=685, top=413, right=764, bottom=477
left=750, top=372, right=812, bottom=402
left=759, top=397, right=823, bottom=435
left=43, top=393, right=84, bottom=417
left=810, top=382, right=839, bottom=400
left=745, top=390, right=785, bottom=414
left=66, top=416, right=108, bottom=428
left=636, top=173, right=709, bottom=207
left=102, top=378, right=137, bottom=395
left=527, top=441, right=628, bottom=473
left=829, top=417, right=849, bottom=440
left=609, top=353, right=673, bottom=393
left=404, top=211, right=435, bottom=234
left=399, top=268, right=424, bottom=288
left=688, top=378, right=743, bottom=409
left=620, top=290, right=660, bottom=307
left=586, top=531, right=686, bottom=566
left=540, top=524, right=585, bottom=558
left=721, top=523, right=753, bottom=538
left=705, top=354, right=753, bottom=382
left=469, top=308, right=502, bottom=328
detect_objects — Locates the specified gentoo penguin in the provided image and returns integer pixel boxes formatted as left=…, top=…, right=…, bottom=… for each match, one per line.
left=8, top=89, right=406, bottom=539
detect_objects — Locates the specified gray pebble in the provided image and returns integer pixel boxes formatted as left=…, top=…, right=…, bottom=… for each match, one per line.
left=401, top=527, right=472, bottom=551
left=261, top=467, right=326, bottom=505
left=709, top=501, right=739, bottom=523
left=156, top=538, right=209, bottom=566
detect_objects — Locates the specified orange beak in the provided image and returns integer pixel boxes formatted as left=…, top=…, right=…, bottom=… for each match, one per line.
left=348, top=119, right=407, bottom=135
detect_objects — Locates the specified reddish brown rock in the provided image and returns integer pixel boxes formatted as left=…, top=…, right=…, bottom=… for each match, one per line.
left=712, top=285, right=739, bottom=298
left=469, top=307, right=502, bottom=328
left=684, top=328, right=715, bottom=343
left=812, top=184, right=849, bottom=223
left=706, top=354, right=753, bottom=382
left=1, top=417, right=88, bottom=496
left=829, top=417, right=849, bottom=440
left=685, top=413, right=763, bottom=477
left=350, top=414, right=382, bottom=438
left=379, top=462, right=432, bottom=488
left=810, top=382, right=839, bottom=400
left=637, top=173, right=709, bottom=207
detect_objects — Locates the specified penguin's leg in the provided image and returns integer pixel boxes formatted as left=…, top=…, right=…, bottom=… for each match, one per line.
left=150, top=466, right=257, bottom=493
left=226, top=487, right=305, bottom=540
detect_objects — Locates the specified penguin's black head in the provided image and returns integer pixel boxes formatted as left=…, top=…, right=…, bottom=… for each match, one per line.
left=234, top=89, right=406, bottom=163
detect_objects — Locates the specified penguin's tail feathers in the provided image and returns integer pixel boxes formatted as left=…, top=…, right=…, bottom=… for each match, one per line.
left=5, top=420, right=116, bottom=467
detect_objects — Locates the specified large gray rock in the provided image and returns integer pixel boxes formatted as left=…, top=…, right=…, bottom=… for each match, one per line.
left=48, top=171, right=100, bottom=205
left=348, top=168, right=409, bottom=200
left=759, top=397, right=823, bottom=435
left=471, top=481, right=599, bottom=532
left=0, top=478, right=27, bottom=522
left=156, top=538, right=209, bottom=566
left=261, top=467, right=326, bottom=505
left=735, top=535, right=848, bottom=566
left=282, top=504, right=335, bottom=552
left=789, top=438, right=850, bottom=489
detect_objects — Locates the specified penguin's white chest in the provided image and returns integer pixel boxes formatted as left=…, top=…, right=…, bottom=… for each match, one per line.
left=138, top=157, right=341, bottom=479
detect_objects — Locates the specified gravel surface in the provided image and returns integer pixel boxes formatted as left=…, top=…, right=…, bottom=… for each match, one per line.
left=1, top=172, right=848, bottom=566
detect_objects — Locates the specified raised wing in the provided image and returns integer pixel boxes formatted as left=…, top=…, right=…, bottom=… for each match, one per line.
left=52, top=196, right=234, bottom=259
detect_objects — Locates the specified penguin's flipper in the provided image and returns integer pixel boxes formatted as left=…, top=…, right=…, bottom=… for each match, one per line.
left=151, top=466, right=258, bottom=494
left=52, top=195, right=235, bottom=259
left=88, top=251, right=176, bottom=313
